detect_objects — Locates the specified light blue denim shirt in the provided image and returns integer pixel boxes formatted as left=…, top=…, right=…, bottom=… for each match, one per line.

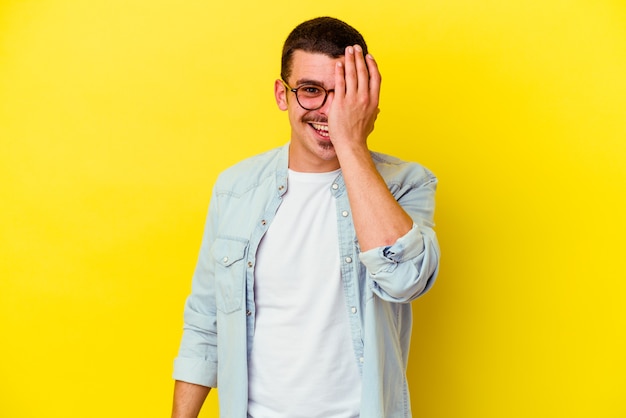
left=173, top=144, right=439, bottom=417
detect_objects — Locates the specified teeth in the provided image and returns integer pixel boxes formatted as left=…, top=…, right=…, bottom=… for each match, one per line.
left=311, top=123, right=330, bottom=137
left=311, top=123, right=328, bottom=132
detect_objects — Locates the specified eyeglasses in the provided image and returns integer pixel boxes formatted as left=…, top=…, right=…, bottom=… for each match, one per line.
left=282, top=80, right=335, bottom=111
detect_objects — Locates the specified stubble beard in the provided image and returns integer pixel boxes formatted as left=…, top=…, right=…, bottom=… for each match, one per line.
left=318, top=140, right=334, bottom=150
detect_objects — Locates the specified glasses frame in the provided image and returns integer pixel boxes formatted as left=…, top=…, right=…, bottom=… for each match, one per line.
left=281, top=80, right=335, bottom=111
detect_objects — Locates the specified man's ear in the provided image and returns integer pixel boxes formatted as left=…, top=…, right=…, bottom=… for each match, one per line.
left=274, top=79, right=288, bottom=111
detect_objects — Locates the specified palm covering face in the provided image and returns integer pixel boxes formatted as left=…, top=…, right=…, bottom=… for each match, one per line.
left=328, top=45, right=381, bottom=151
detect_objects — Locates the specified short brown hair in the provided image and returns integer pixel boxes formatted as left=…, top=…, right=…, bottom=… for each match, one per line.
left=281, top=17, right=368, bottom=82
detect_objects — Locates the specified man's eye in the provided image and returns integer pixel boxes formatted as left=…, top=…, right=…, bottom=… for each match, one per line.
left=300, top=86, right=323, bottom=96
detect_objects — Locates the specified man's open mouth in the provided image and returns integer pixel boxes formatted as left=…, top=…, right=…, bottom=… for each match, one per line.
left=310, top=122, right=330, bottom=138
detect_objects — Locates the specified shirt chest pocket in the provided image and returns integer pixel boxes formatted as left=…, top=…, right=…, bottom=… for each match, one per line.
left=212, top=238, right=248, bottom=314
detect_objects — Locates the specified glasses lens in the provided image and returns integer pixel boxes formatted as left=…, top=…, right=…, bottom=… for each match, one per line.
left=296, top=85, right=327, bottom=110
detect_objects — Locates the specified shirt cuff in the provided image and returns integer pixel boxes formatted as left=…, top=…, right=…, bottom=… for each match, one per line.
left=358, top=224, right=424, bottom=275
left=173, top=356, right=218, bottom=388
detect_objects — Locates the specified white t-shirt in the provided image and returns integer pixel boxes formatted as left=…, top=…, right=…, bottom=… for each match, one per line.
left=247, top=169, right=361, bottom=418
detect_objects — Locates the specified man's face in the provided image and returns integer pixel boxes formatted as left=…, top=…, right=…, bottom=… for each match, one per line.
left=274, top=50, right=344, bottom=172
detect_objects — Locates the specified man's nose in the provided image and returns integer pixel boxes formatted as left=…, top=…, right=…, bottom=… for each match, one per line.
left=317, top=90, right=335, bottom=115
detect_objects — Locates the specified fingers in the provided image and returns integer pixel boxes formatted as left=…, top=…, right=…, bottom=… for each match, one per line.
left=353, top=45, right=370, bottom=94
left=342, top=45, right=364, bottom=95
left=342, top=46, right=356, bottom=95
left=341, top=45, right=380, bottom=104
left=334, top=59, right=346, bottom=103
left=365, top=53, right=381, bottom=100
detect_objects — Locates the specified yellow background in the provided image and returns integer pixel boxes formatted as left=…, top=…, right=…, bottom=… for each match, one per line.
left=1, top=0, right=625, bottom=417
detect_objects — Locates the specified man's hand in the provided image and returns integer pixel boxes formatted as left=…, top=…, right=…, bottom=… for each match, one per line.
left=328, top=45, right=381, bottom=152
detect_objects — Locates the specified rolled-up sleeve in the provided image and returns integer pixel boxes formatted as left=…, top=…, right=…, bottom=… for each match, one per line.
left=358, top=167, right=440, bottom=303
left=173, top=190, right=219, bottom=388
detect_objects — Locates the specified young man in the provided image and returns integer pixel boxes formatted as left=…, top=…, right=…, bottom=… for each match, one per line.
left=172, top=17, right=440, bottom=418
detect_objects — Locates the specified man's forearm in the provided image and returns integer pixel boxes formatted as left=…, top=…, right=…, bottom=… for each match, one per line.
left=337, top=144, right=413, bottom=251
left=172, top=380, right=211, bottom=418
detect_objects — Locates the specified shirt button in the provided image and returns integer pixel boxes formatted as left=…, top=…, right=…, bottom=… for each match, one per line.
left=345, top=257, right=353, bottom=263
left=261, top=220, right=267, bottom=226
left=351, top=306, right=357, bottom=314
left=248, top=261, right=253, bottom=268
left=246, top=310, right=252, bottom=316
left=332, top=183, right=339, bottom=190
left=359, top=357, right=364, bottom=363
left=342, top=210, right=349, bottom=217
left=222, top=257, right=229, bottom=264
